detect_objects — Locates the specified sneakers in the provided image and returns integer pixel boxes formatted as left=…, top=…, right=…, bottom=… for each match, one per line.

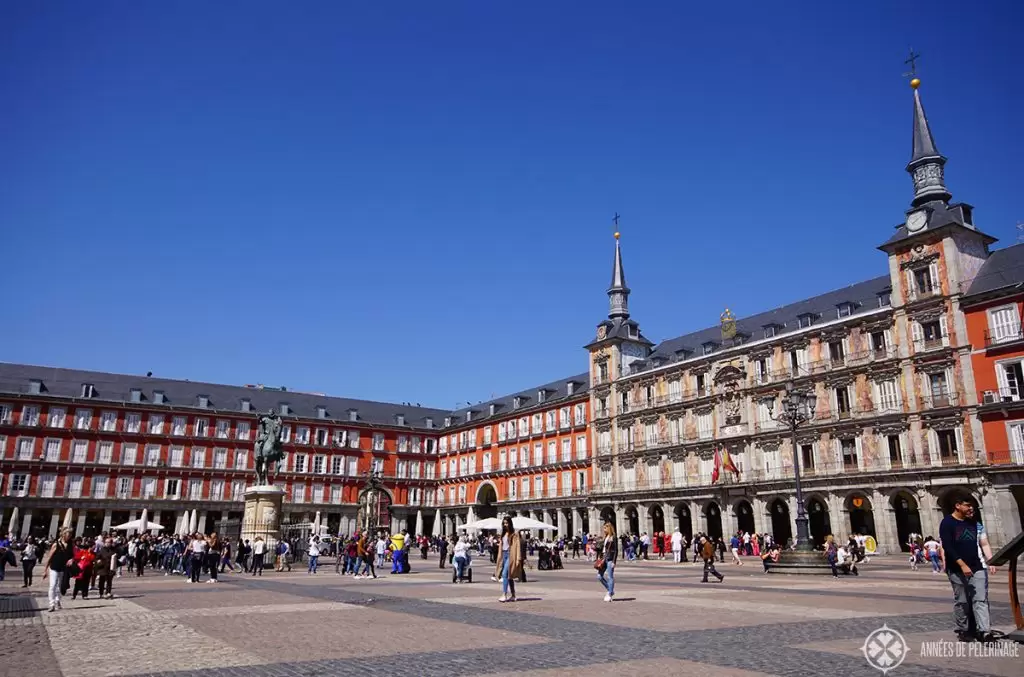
left=498, top=594, right=508, bottom=602
left=48, top=605, right=55, bottom=613
left=603, top=594, right=612, bottom=602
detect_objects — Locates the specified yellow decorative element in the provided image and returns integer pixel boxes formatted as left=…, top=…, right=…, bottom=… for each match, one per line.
left=910, top=78, right=921, bottom=89
left=864, top=535, right=877, bottom=555
left=613, top=231, right=620, bottom=240
left=720, top=308, right=737, bottom=340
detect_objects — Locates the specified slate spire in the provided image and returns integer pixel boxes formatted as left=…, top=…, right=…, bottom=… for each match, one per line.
left=906, top=78, right=951, bottom=208
left=608, top=231, right=630, bottom=320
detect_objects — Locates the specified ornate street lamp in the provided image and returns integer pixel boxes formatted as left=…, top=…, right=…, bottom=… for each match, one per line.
left=763, top=383, right=822, bottom=566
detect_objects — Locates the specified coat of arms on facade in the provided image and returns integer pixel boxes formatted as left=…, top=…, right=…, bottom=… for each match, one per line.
left=720, top=308, right=737, bottom=340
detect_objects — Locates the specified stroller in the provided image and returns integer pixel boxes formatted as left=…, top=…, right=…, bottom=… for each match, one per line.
left=537, top=546, right=557, bottom=570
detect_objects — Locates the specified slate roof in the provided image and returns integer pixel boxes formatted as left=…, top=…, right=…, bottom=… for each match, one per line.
left=0, top=363, right=451, bottom=430
left=964, top=243, right=1024, bottom=297
left=445, top=372, right=590, bottom=430
left=640, top=275, right=893, bottom=371
left=878, top=201, right=992, bottom=250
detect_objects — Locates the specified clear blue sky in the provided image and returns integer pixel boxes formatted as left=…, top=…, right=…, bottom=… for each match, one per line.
left=1, top=2, right=1021, bottom=410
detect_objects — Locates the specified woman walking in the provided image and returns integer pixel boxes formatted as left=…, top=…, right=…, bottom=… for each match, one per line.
left=20, top=537, right=37, bottom=587
left=495, top=516, right=523, bottom=603
left=597, top=522, right=618, bottom=602
left=206, top=533, right=221, bottom=583
left=188, top=533, right=207, bottom=583
left=42, top=528, right=74, bottom=612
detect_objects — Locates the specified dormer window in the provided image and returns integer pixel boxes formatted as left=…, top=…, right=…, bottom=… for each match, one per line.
left=628, top=325, right=638, bottom=339
left=347, top=409, right=358, bottom=422
left=279, top=403, right=290, bottom=416
left=702, top=342, right=716, bottom=356
left=763, top=324, right=779, bottom=339
left=836, top=303, right=854, bottom=319
left=396, top=413, right=405, bottom=426
left=675, top=348, right=694, bottom=360
left=878, top=291, right=892, bottom=308
left=29, top=379, right=43, bottom=395
left=513, top=396, right=522, bottom=409
left=566, top=381, right=576, bottom=396
left=465, top=411, right=472, bottom=423
left=537, top=390, right=546, bottom=404
left=197, top=395, right=209, bottom=409
left=81, top=383, right=96, bottom=398
left=241, top=398, right=252, bottom=412
left=316, top=405, right=327, bottom=419
left=153, top=391, right=166, bottom=404
left=130, top=388, right=142, bottom=403
left=797, top=313, right=815, bottom=329
left=488, top=403, right=496, bottom=416
left=425, top=417, right=434, bottom=429
left=444, top=416, right=452, bottom=427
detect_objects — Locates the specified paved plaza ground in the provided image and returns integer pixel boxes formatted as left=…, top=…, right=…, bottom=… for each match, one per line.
left=0, top=554, right=1020, bottom=677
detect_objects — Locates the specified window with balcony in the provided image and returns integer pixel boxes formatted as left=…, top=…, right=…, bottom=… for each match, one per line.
left=754, top=357, right=771, bottom=384
left=67, top=474, right=83, bottom=498
left=235, top=450, right=249, bottom=470
left=576, top=435, right=588, bottom=459
left=887, top=435, right=904, bottom=468
left=149, top=414, right=165, bottom=434
left=169, top=445, right=184, bottom=467
left=237, top=421, right=251, bottom=441
left=21, top=405, right=40, bottom=427
left=210, top=479, right=224, bottom=501
left=876, top=379, right=900, bottom=412
left=372, top=433, right=385, bottom=451
left=194, top=418, right=208, bottom=437
left=560, top=438, right=571, bottom=462
left=929, top=372, right=951, bottom=407
left=142, top=477, right=157, bottom=499
left=171, top=416, right=187, bottom=436
left=696, top=411, right=713, bottom=440
left=44, top=438, right=61, bottom=462
left=936, top=429, right=960, bottom=465
left=294, top=454, right=307, bottom=473
left=191, top=447, right=206, bottom=468
left=39, top=474, right=58, bottom=497
left=545, top=441, right=556, bottom=465
left=668, top=379, right=682, bottom=402
left=97, top=441, right=113, bottom=464
left=801, top=444, right=815, bottom=473
left=47, top=407, right=66, bottom=428
left=117, top=477, right=133, bottom=498
left=913, top=265, right=937, bottom=297
left=828, top=339, right=846, bottom=366
left=122, top=443, right=138, bottom=466
left=0, top=404, right=11, bottom=425
left=695, top=373, right=708, bottom=396
left=989, top=305, right=1022, bottom=344
left=75, top=409, right=92, bottom=430
left=296, top=426, right=310, bottom=444
left=996, top=359, right=1024, bottom=401
left=71, top=440, right=87, bottom=463
left=574, top=403, right=586, bottom=425
left=597, top=362, right=609, bottom=384
left=92, top=475, right=108, bottom=499
left=293, top=483, right=306, bottom=503
left=834, top=386, right=851, bottom=419
left=213, top=448, right=227, bottom=469
left=214, top=419, right=229, bottom=439
left=840, top=438, right=858, bottom=470
left=871, top=331, right=889, bottom=358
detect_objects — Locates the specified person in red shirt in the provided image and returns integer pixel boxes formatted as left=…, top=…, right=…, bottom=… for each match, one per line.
left=71, top=543, right=96, bottom=600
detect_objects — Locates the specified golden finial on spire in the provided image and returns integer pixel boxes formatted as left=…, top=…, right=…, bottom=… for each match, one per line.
left=613, top=212, right=621, bottom=239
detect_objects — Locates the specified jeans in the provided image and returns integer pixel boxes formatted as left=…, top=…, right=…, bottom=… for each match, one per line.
left=929, top=552, right=942, bottom=572
left=307, top=555, right=319, bottom=573
left=48, top=568, right=62, bottom=607
left=454, top=556, right=467, bottom=580
left=358, top=555, right=374, bottom=577
left=948, top=570, right=990, bottom=633
left=501, top=550, right=516, bottom=597
left=598, top=559, right=615, bottom=596
left=377, top=552, right=385, bottom=568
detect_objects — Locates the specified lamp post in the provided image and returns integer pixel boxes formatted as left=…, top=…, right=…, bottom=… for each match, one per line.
left=764, top=383, right=817, bottom=552
left=362, top=470, right=384, bottom=535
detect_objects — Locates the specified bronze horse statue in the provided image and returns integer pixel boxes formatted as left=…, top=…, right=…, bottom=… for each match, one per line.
left=253, top=411, right=285, bottom=486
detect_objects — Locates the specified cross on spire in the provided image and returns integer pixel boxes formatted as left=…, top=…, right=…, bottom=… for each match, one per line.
left=903, top=48, right=921, bottom=79
left=612, top=212, right=620, bottom=227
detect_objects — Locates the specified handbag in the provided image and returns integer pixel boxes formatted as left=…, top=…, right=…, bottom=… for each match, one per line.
left=593, top=557, right=605, bottom=571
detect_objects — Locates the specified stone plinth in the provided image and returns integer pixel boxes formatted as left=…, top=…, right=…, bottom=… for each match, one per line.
left=765, top=549, right=835, bottom=575
left=242, top=485, right=284, bottom=549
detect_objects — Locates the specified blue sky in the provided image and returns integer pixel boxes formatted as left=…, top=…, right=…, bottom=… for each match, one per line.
left=1, top=2, right=1021, bottom=410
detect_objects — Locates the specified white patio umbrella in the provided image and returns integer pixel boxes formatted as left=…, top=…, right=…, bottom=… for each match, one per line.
left=139, top=508, right=150, bottom=534
left=6, top=503, right=18, bottom=536
left=112, top=518, right=164, bottom=531
left=459, top=517, right=501, bottom=531
left=414, top=510, right=423, bottom=536
left=431, top=508, right=442, bottom=537
left=62, top=508, right=74, bottom=530
left=188, top=509, right=198, bottom=534
left=312, top=511, right=321, bottom=535
left=511, top=516, right=557, bottom=531
left=466, top=506, right=476, bottom=529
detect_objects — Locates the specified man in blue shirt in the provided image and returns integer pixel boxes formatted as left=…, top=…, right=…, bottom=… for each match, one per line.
left=938, top=498, right=995, bottom=643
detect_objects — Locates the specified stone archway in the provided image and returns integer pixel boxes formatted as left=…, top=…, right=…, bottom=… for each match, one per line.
left=734, top=499, right=755, bottom=535
left=704, top=502, right=723, bottom=540
left=649, top=504, right=666, bottom=533
left=891, top=491, right=923, bottom=550
left=845, top=493, right=876, bottom=537
left=475, top=481, right=499, bottom=519
left=806, top=496, right=831, bottom=547
left=599, top=506, right=616, bottom=533
left=937, top=488, right=983, bottom=522
left=624, top=505, right=640, bottom=535
left=769, top=498, right=792, bottom=546
left=675, top=504, right=693, bottom=540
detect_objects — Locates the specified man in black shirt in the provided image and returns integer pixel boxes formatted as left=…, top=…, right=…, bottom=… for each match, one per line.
left=938, top=498, right=994, bottom=642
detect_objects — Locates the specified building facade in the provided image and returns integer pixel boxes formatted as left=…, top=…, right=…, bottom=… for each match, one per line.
left=1, top=78, right=1022, bottom=550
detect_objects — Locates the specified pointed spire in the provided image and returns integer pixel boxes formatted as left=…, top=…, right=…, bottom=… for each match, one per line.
left=608, top=230, right=630, bottom=320
left=906, top=78, right=951, bottom=208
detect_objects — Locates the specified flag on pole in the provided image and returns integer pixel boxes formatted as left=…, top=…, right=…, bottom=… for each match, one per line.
left=712, top=448, right=721, bottom=484
left=721, top=448, right=740, bottom=478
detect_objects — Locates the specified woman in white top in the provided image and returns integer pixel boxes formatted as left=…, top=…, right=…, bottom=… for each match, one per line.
left=453, top=536, right=471, bottom=582
left=189, top=534, right=207, bottom=584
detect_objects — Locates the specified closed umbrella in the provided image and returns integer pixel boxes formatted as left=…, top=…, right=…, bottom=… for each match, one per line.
left=188, top=509, right=198, bottom=534
left=62, top=508, right=74, bottom=531
left=431, top=508, right=442, bottom=537
left=7, top=507, right=19, bottom=537
left=139, top=508, right=149, bottom=534
left=313, top=511, right=321, bottom=536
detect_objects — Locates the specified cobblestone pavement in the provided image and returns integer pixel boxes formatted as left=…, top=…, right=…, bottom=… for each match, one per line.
left=1, top=555, right=1019, bottom=677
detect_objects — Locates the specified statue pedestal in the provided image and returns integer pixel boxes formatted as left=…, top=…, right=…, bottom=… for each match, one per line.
left=242, top=485, right=285, bottom=550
